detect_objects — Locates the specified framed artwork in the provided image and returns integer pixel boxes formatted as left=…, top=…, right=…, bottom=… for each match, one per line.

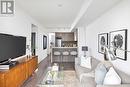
left=98, top=33, right=108, bottom=54
left=109, top=29, right=127, bottom=60
left=43, top=35, right=47, bottom=49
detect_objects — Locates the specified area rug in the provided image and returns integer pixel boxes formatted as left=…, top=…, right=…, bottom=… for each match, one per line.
left=63, top=70, right=81, bottom=87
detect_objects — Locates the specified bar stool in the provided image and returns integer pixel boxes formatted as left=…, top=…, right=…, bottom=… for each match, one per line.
left=62, top=51, right=69, bottom=61
left=62, top=51, right=69, bottom=69
left=70, top=51, right=77, bottom=62
left=70, top=51, right=77, bottom=56
left=54, top=51, right=61, bottom=63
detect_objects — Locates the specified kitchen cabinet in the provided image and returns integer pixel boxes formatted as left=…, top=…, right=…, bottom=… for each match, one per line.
left=55, top=32, right=74, bottom=41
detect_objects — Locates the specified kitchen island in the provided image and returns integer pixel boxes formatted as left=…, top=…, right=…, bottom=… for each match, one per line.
left=49, top=32, right=78, bottom=70
left=51, top=47, right=78, bottom=63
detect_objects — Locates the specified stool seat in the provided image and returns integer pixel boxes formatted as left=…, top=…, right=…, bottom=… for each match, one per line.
left=54, top=51, right=61, bottom=55
left=62, top=51, right=69, bottom=56
left=70, top=51, right=77, bottom=56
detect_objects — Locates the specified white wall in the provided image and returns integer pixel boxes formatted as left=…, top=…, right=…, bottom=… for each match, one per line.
left=84, top=0, right=130, bottom=75
left=0, top=4, right=48, bottom=63
left=37, top=28, right=48, bottom=63
left=77, top=27, right=88, bottom=57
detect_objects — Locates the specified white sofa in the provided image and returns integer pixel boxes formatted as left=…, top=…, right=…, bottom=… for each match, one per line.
left=75, top=57, right=130, bottom=87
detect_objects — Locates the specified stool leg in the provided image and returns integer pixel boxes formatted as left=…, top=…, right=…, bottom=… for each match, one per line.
left=59, top=55, right=61, bottom=67
left=59, top=55, right=61, bottom=70
left=61, top=55, right=63, bottom=66
left=60, top=55, right=64, bottom=71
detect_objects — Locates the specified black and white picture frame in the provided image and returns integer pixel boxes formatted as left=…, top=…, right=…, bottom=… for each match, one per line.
left=98, top=33, right=108, bottom=54
left=43, top=35, right=47, bottom=49
left=109, top=29, right=127, bottom=60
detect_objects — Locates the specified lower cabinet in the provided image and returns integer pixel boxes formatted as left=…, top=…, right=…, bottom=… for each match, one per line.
left=28, top=57, right=38, bottom=77
left=0, top=56, right=38, bottom=87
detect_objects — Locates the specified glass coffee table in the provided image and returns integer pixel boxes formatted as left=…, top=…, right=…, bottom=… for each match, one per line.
left=37, top=67, right=64, bottom=87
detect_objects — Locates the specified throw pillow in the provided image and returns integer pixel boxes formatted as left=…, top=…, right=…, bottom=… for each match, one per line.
left=103, top=67, right=121, bottom=85
left=80, top=56, right=91, bottom=69
left=95, top=63, right=107, bottom=85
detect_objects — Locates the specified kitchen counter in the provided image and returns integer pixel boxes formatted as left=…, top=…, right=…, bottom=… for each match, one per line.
left=51, top=47, right=78, bottom=63
left=52, top=47, right=77, bottom=49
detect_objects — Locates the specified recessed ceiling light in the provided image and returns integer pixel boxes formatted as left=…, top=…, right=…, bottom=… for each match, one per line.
left=57, top=4, right=63, bottom=7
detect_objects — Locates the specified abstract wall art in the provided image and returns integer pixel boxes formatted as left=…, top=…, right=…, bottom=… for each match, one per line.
left=98, top=33, right=108, bottom=54
left=109, top=29, right=127, bottom=60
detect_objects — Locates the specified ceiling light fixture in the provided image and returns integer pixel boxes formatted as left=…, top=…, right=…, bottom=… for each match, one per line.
left=57, top=4, right=63, bottom=7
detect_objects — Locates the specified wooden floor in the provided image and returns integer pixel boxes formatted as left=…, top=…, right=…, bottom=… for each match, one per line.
left=21, top=56, right=50, bottom=87
left=22, top=57, right=75, bottom=87
left=54, top=62, right=75, bottom=70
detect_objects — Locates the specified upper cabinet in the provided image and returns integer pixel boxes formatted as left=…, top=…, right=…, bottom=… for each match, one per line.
left=55, top=32, right=74, bottom=41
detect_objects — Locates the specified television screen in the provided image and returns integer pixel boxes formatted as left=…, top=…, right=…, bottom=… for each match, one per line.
left=0, top=34, right=14, bottom=62
left=13, top=36, right=26, bottom=59
left=43, top=35, right=47, bottom=49
left=0, top=33, right=26, bottom=63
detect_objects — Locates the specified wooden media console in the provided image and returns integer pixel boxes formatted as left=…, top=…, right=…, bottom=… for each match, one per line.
left=0, top=56, right=38, bottom=87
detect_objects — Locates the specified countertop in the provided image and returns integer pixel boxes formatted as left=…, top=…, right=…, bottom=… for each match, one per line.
left=52, top=47, right=78, bottom=49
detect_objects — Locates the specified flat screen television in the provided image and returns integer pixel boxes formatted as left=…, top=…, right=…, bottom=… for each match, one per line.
left=43, top=35, right=47, bottom=49
left=0, top=33, right=26, bottom=63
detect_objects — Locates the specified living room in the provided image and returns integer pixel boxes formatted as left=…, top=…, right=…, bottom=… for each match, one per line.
left=0, top=0, right=130, bottom=87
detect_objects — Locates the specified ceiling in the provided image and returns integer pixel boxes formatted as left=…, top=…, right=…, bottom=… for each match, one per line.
left=16, top=0, right=85, bottom=28
left=76, top=0, right=121, bottom=27
left=16, top=0, right=122, bottom=30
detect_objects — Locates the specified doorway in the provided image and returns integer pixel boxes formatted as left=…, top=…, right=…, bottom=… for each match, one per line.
left=31, top=24, right=38, bottom=55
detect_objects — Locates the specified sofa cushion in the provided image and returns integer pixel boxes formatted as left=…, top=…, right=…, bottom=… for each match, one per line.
left=95, top=63, right=107, bottom=85
left=75, top=63, right=91, bottom=79
left=115, top=69, right=130, bottom=84
left=97, top=84, right=130, bottom=87
left=104, top=67, right=121, bottom=85
left=91, top=57, right=100, bottom=70
left=75, top=57, right=100, bottom=79
left=102, top=61, right=113, bottom=70
left=80, top=71, right=95, bottom=82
